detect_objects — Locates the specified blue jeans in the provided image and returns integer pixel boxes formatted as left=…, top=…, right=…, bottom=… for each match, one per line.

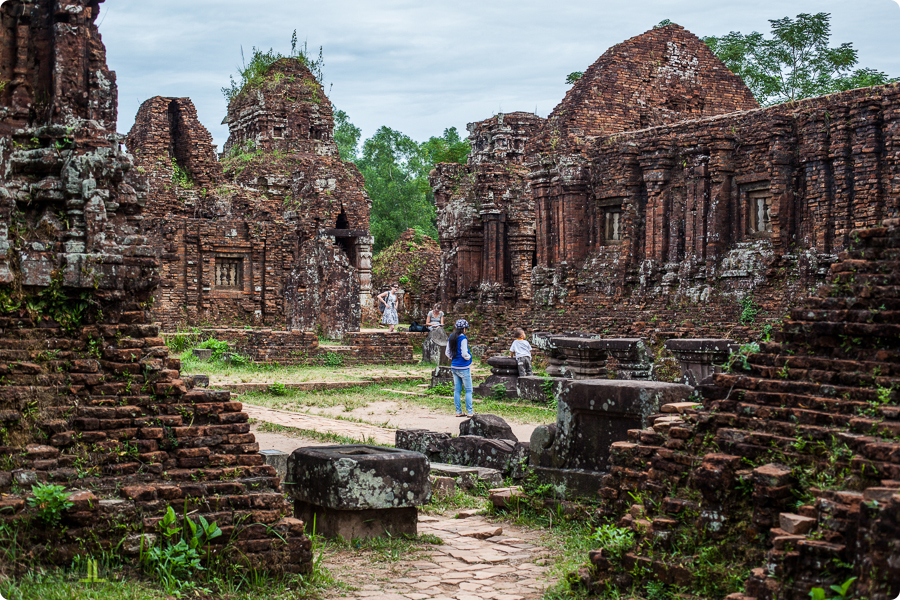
left=452, top=368, right=473, bottom=415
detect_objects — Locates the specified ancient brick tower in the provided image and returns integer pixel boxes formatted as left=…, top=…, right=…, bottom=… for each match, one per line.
left=0, top=0, right=311, bottom=571
left=432, top=24, right=900, bottom=350
left=127, top=58, right=373, bottom=338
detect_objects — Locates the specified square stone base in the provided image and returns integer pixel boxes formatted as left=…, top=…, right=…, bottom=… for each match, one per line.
left=294, top=501, right=418, bottom=540
left=532, top=467, right=607, bottom=499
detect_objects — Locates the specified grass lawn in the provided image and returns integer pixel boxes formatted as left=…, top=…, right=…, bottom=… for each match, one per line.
left=238, top=381, right=555, bottom=425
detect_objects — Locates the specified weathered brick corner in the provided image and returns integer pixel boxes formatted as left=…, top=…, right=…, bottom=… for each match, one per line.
left=0, top=0, right=310, bottom=574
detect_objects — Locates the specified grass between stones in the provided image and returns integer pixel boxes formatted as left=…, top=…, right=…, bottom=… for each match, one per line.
left=251, top=419, right=385, bottom=446
left=238, top=381, right=555, bottom=425
left=179, top=351, right=435, bottom=385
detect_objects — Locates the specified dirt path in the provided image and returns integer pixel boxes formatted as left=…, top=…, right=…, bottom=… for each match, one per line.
left=322, top=512, right=553, bottom=600
left=245, top=404, right=397, bottom=445
left=245, top=399, right=541, bottom=449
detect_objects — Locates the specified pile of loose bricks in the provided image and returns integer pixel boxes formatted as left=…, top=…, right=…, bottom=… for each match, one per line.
left=581, top=221, right=900, bottom=599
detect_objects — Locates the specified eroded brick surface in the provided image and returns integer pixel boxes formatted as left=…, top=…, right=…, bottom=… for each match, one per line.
left=432, top=24, right=900, bottom=358
left=584, top=221, right=900, bottom=599
left=127, top=59, right=373, bottom=338
left=0, top=0, right=309, bottom=572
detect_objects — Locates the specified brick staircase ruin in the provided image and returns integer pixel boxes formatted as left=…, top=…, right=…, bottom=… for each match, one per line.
left=581, top=220, right=900, bottom=599
left=0, top=0, right=310, bottom=575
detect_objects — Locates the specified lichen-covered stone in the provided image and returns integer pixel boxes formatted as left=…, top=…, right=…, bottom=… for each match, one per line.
left=287, top=445, right=431, bottom=510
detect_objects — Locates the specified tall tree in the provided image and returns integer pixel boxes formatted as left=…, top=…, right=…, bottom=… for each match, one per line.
left=333, top=107, right=361, bottom=162
left=704, top=12, right=895, bottom=106
left=357, top=127, right=437, bottom=253
left=420, top=127, right=470, bottom=166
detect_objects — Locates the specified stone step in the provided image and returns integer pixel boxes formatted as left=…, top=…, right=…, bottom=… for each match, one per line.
left=430, top=462, right=504, bottom=488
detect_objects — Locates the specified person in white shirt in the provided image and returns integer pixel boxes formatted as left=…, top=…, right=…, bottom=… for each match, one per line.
left=508, top=328, right=533, bottom=377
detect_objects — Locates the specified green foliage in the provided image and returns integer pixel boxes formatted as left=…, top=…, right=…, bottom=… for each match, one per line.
left=141, top=505, right=223, bottom=597
left=267, top=381, right=289, bottom=396
left=333, top=107, right=361, bottom=162
left=165, top=327, right=200, bottom=353
left=541, top=377, right=558, bottom=409
left=739, top=296, right=759, bottom=324
left=565, top=71, right=584, bottom=85
left=427, top=382, right=453, bottom=396
left=196, top=338, right=231, bottom=361
left=1, top=273, right=96, bottom=334
left=27, top=483, right=73, bottom=525
left=726, top=341, right=760, bottom=372
left=354, top=124, right=468, bottom=252
left=704, top=12, right=896, bottom=106
left=591, top=524, right=636, bottom=559
left=655, top=19, right=673, bottom=28
left=171, top=157, right=193, bottom=188
left=324, top=351, right=344, bottom=368
left=221, top=30, right=325, bottom=103
left=490, top=383, right=508, bottom=401
left=809, top=577, right=857, bottom=600
left=358, top=127, right=436, bottom=252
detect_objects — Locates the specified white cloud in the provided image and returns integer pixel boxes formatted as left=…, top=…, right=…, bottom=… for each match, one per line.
left=100, top=0, right=900, bottom=149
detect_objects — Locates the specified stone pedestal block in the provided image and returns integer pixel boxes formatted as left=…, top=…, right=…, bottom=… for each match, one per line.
left=192, top=348, right=213, bottom=361
left=665, top=339, right=737, bottom=386
left=422, top=327, right=449, bottom=365
left=602, top=339, right=653, bottom=380
left=474, top=356, right=519, bottom=398
left=431, top=365, right=453, bottom=389
left=530, top=379, right=693, bottom=494
left=259, top=449, right=289, bottom=480
left=287, top=445, right=430, bottom=539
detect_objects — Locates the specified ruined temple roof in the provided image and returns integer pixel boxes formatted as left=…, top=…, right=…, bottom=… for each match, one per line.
left=222, top=57, right=337, bottom=157
left=531, top=24, right=758, bottom=153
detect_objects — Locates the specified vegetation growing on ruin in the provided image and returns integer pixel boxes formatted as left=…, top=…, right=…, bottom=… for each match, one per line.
left=221, top=30, right=325, bottom=103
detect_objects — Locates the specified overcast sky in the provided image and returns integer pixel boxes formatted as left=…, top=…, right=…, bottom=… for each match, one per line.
left=101, top=0, right=900, bottom=152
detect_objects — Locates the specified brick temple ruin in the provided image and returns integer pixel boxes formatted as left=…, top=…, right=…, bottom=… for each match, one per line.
left=0, top=0, right=310, bottom=572
left=432, top=24, right=900, bottom=352
left=123, top=51, right=415, bottom=364
left=126, top=58, right=374, bottom=338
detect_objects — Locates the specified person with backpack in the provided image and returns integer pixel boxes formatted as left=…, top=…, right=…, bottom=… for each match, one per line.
left=377, top=284, right=399, bottom=333
left=445, top=319, right=474, bottom=418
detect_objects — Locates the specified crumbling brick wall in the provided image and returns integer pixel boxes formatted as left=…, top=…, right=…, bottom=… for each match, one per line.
left=431, top=112, right=545, bottom=307
left=532, top=23, right=758, bottom=150
left=0, top=0, right=310, bottom=573
left=579, top=219, right=900, bottom=600
left=432, top=24, right=900, bottom=354
left=128, top=58, right=375, bottom=337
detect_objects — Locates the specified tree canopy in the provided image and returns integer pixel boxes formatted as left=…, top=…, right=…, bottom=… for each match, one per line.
left=704, top=12, right=895, bottom=106
left=337, top=118, right=469, bottom=253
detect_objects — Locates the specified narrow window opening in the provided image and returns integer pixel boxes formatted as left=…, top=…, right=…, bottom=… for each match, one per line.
left=215, top=258, right=243, bottom=290
left=748, top=190, right=773, bottom=236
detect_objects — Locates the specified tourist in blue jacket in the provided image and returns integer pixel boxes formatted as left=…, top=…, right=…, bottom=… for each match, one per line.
left=445, top=319, right=474, bottom=418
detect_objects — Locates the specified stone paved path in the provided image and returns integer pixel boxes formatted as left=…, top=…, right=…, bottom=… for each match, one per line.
left=243, top=403, right=397, bottom=445
left=326, top=513, right=552, bottom=600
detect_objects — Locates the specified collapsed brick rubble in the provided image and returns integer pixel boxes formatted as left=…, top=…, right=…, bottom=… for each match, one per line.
left=0, top=0, right=310, bottom=572
left=583, top=220, right=900, bottom=599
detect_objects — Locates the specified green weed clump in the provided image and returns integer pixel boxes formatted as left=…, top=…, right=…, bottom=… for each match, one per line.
left=27, top=483, right=73, bottom=525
